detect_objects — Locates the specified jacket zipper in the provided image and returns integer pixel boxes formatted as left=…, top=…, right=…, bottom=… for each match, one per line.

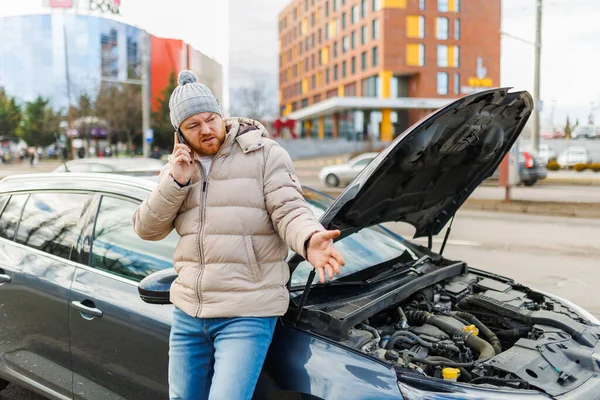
left=194, top=143, right=226, bottom=317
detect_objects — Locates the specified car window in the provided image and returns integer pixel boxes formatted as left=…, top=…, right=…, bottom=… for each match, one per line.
left=90, top=196, right=179, bottom=282
left=0, top=194, right=28, bottom=241
left=353, top=158, right=373, bottom=167
left=0, top=195, right=8, bottom=215
left=292, top=189, right=416, bottom=287
left=15, top=193, right=88, bottom=259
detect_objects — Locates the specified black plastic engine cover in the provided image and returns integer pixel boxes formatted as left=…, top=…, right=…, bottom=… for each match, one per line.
left=484, top=325, right=599, bottom=396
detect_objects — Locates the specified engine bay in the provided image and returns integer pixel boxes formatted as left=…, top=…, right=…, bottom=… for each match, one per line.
left=338, top=272, right=600, bottom=396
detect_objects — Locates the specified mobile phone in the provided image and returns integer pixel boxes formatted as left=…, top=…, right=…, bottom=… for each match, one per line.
left=176, top=128, right=187, bottom=145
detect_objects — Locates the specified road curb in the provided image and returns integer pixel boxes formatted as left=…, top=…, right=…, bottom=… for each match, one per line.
left=462, top=199, right=600, bottom=219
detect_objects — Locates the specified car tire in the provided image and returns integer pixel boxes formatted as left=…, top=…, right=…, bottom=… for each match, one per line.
left=524, top=180, right=536, bottom=187
left=0, top=378, right=9, bottom=391
left=325, top=174, right=340, bottom=187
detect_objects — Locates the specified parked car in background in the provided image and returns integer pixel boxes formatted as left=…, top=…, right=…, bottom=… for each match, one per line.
left=557, top=147, right=593, bottom=168
left=318, top=152, right=378, bottom=187
left=53, top=157, right=166, bottom=176
left=3, top=89, right=600, bottom=400
left=488, top=151, right=547, bottom=186
left=521, top=143, right=557, bottom=165
left=571, top=125, right=598, bottom=139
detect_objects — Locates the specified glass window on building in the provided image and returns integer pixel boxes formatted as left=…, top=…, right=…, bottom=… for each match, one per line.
left=312, top=54, right=316, bottom=68
left=372, top=0, right=380, bottom=12
left=362, top=25, right=368, bottom=44
left=319, top=28, right=322, bottom=44
left=362, top=75, right=380, bottom=97
left=361, top=0, right=368, bottom=17
left=101, top=27, right=119, bottom=78
left=436, top=17, right=449, bottom=40
left=419, top=0, right=425, bottom=10
left=351, top=56, right=356, bottom=74
left=406, top=44, right=425, bottom=66
left=437, top=72, right=449, bottom=95
left=453, top=45, right=460, bottom=67
left=372, top=19, right=380, bottom=39
left=351, top=31, right=357, bottom=48
left=456, top=0, right=461, bottom=12
left=437, top=45, right=448, bottom=67
left=342, top=61, right=347, bottom=77
left=438, top=0, right=448, bottom=12
left=334, top=0, right=339, bottom=11
left=372, top=46, right=378, bottom=67
left=312, top=74, right=316, bottom=89
left=342, top=13, right=347, bottom=29
left=326, top=1, right=330, bottom=16
left=454, top=19, right=461, bottom=40
left=305, top=37, right=310, bottom=51
left=334, top=41, right=338, bottom=57
left=334, top=64, right=339, bottom=80
left=406, top=15, right=425, bottom=39
left=126, top=26, right=141, bottom=79
left=361, top=51, right=368, bottom=70
left=326, top=68, right=330, bottom=83
left=343, top=36, right=349, bottom=53
left=352, top=6, right=359, bottom=23
left=454, top=72, right=460, bottom=94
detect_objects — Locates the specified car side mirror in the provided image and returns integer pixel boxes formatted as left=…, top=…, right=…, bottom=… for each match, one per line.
left=138, top=268, right=177, bottom=305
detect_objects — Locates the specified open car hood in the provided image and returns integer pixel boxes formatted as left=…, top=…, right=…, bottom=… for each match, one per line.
left=319, top=88, right=533, bottom=239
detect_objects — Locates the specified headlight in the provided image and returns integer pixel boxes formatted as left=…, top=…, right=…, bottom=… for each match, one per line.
left=534, top=289, right=600, bottom=326
left=399, top=378, right=551, bottom=399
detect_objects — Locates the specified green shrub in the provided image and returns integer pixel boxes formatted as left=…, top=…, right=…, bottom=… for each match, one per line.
left=590, top=163, right=600, bottom=172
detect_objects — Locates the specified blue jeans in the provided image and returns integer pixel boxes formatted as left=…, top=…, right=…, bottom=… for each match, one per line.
left=169, top=307, right=277, bottom=400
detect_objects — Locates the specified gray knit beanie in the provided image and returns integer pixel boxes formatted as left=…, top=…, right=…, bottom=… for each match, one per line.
left=169, top=70, right=222, bottom=129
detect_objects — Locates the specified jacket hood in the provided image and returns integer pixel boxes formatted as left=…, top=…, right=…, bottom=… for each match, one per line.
left=224, top=117, right=270, bottom=154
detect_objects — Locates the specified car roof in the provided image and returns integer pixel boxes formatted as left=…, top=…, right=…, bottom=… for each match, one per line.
left=63, top=157, right=166, bottom=169
left=0, top=172, right=157, bottom=200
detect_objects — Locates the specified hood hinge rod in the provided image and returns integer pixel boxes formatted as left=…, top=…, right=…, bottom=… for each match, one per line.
left=439, top=215, right=456, bottom=256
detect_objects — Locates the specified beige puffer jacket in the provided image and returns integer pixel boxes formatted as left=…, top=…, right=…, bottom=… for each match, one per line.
left=133, top=117, right=323, bottom=318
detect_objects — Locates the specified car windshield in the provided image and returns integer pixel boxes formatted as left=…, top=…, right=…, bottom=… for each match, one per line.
left=290, top=188, right=417, bottom=287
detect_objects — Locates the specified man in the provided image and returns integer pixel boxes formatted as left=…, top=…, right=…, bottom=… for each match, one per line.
left=132, top=70, right=345, bottom=400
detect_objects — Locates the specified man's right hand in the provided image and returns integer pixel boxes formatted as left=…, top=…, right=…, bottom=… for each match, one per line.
left=171, top=137, right=195, bottom=185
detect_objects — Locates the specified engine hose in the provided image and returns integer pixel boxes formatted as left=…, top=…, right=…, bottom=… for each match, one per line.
left=407, top=355, right=492, bottom=368
left=359, top=323, right=381, bottom=343
left=406, top=310, right=496, bottom=360
left=387, top=331, right=433, bottom=350
left=495, top=327, right=531, bottom=341
left=452, top=311, right=502, bottom=355
left=397, top=307, right=409, bottom=329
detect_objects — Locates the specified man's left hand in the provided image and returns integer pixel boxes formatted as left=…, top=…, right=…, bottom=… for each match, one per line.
left=306, top=230, right=346, bottom=284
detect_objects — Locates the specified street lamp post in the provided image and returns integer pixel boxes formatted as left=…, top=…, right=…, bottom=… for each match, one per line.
left=531, top=0, right=543, bottom=154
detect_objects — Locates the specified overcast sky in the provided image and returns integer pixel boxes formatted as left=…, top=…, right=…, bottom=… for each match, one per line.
left=2, top=0, right=599, bottom=129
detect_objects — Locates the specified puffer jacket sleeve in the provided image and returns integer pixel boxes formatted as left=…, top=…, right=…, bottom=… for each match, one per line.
left=132, top=163, right=191, bottom=241
left=263, top=144, right=324, bottom=259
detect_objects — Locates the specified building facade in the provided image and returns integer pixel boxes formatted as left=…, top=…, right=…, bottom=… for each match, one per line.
left=0, top=12, right=222, bottom=113
left=278, top=0, right=500, bottom=141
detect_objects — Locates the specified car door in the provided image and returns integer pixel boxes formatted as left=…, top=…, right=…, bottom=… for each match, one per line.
left=0, top=191, right=90, bottom=398
left=69, top=194, right=177, bottom=400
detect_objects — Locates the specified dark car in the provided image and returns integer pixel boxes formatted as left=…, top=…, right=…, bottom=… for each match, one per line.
left=53, top=157, right=166, bottom=176
left=2, top=89, right=600, bottom=400
left=488, top=151, right=547, bottom=186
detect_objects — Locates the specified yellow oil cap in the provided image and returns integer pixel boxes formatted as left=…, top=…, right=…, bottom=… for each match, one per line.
left=462, top=324, right=479, bottom=336
left=442, top=367, right=461, bottom=381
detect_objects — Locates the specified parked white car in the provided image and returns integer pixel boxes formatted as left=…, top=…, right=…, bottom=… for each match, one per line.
left=571, top=125, right=598, bottom=139
left=557, top=147, right=592, bottom=168
left=319, top=152, right=378, bottom=187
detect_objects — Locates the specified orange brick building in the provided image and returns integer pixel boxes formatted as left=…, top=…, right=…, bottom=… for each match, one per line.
left=278, top=0, right=501, bottom=141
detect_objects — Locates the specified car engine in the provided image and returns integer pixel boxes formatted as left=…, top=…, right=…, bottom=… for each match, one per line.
left=339, top=273, right=600, bottom=396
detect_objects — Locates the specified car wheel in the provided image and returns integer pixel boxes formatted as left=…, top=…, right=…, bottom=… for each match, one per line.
left=325, top=174, right=340, bottom=187
left=524, top=180, right=536, bottom=187
left=0, top=378, right=9, bottom=391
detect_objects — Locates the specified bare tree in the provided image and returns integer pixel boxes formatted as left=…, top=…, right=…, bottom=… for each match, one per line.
left=229, top=83, right=274, bottom=121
